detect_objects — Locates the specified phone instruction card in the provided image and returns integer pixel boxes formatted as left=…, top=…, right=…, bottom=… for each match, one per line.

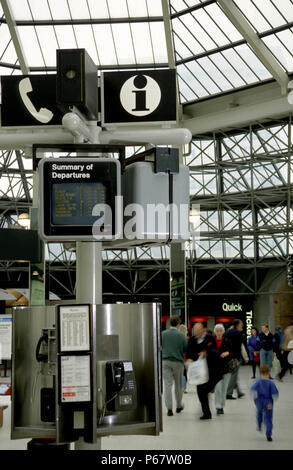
left=61, top=355, right=91, bottom=403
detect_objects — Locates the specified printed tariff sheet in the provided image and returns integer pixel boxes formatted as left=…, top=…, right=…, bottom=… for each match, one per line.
left=59, top=305, right=90, bottom=352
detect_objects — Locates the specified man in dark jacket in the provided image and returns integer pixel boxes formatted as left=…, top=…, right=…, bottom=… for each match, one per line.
left=256, top=325, right=275, bottom=372
left=224, top=319, right=248, bottom=399
left=186, top=322, right=222, bottom=420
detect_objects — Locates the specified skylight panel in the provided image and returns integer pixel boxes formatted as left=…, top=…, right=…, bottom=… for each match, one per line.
left=54, top=25, right=77, bottom=50
left=177, top=63, right=216, bottom=100
left=251, top=0, right=288, bottom=28
left=131, top=23, right=154, bottom=64
left=92, top=24, right=117, bottom=65
left=195, top=7, right=235, bottom=48
left=146, top=0, right=163, bottom=16
left=149, top=22, right=168, bottom=63
left=0, top=66, right=15, bottom=76
left=35, top=26, right=59, bottom=67
left=195, top=56, right=233, bottom=91
left=127, top=0, right=148, bottom=17
left=27, top=0, right=51, bottom=20
left=234, top=0, right=270, bottom=33
left=87, top=0, right=109, bottom=19
left=220, top=48, right=260, bottom=83
left=9, top=0, right=32, bottom=20
left=271, top=0, right=293, bottom=22
left=177, top=74, right=198, bottom=102
left=207, top=52, right=246, bottom=88
left=110, top=24, right=135, bottom=65
left=263, top=32, right=293, bottom=73
left=17, top=26, right=44, bottom=67
left=183, top=13, right=216, bottom=50
left=68, top=0, right=91, bottom=20
left=235, top=44, right=272, bottom=80
left=187, top=59, right=223, bottom=94
left=107, top=0, right=129, bottom=18
left=172, top=17, right=205, bottom=56
left=73, top=25, right=99, bottom=64
left=206, top=3, right=243, bottom=42
left=0, top=25, right=12, bottom=58
left=173, top=33, right=195, bottom=61
left=47, top=0, right=71, bottom=20
left=234, top=0, right=285, bottom=33
left=1, top=40, right=18, bottom=65
left=170, top=0, right=189, bottom=13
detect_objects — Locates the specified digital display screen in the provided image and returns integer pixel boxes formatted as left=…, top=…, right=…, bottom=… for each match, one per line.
left=51, top=182, right=107, bottom=226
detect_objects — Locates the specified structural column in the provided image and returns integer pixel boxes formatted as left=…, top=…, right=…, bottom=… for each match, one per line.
left=170, top=243, right=187, bottom=325
left=75, top=241, right=102, bottom=450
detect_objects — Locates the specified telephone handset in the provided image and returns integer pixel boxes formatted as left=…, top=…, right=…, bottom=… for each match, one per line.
left=18, top=77, right=54, bottom=124
left=105, top=361, right=137, bottom=412
left=107, top=361, right=125, bottom=395
left=36, top=332, right=48, bottom=362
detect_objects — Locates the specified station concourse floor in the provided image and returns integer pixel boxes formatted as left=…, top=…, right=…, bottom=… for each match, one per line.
left=0, top=365, right=292, bottom=451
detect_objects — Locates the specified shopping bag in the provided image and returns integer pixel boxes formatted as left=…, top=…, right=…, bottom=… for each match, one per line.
left=187, top=356, right=209, bottom=385
left=272, top=356, right=281, bottom=375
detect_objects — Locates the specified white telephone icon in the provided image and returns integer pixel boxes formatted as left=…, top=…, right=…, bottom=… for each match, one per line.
left=18, top=77, right=54, bottom=124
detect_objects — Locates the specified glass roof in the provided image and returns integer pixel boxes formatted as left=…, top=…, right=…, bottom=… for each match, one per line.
left=0, top=0, right=292, bottom=101
left=171, top=0, right=293, bottom=103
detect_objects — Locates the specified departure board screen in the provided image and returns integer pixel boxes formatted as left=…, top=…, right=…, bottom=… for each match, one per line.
left=52, top=182, right=107, bottom=226
left=39, top=156, right=121, bottom=240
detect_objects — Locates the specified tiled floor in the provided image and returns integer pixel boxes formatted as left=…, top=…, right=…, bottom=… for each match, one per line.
left=0, top=366, right=292, bottom=450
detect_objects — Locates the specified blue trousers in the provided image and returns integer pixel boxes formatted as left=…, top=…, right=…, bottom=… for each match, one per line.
left=255, top=399, right=273, bottom=438
left=260, top=349, right=273, bottom=369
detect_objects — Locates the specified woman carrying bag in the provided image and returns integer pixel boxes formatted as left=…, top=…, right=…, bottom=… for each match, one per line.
left=186, top=322, right=222, bottom=420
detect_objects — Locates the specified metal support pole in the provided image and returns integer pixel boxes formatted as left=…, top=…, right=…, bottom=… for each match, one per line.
left=74, top=241, right=102, bottom=450
left=76, top=242, right=102, bottom=304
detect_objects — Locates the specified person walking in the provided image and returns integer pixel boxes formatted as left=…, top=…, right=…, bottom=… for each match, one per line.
left=186, top=322, right=222, bottom=420
left=277, top=323, right=293, bottom=381
left=247, top=327, right=260, bottom=379
left=213, top=323, right=232, bottom=415
left=256, top=325, right=276, bottom=375
left=225, top=319, right=249, bottom=400
left=162, top=316, right=187, bottom=416
left=179, top=324, right=189, bottom=394
left=273, top=326, right=284, bottom=361
left=251, top=364, right=279, bottom=442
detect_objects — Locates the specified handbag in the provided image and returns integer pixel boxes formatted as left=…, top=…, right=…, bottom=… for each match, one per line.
left=223, top=357, right=240, bottom=374
left=253, top=351, right=260, bottom=363
left=187, top=356, right=209, bottom=385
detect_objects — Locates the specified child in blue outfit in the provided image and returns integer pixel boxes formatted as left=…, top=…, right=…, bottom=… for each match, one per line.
left=251, top=364, right=279, bottom=441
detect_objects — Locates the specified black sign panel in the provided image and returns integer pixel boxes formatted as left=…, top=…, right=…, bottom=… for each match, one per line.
left=1, top=75, right=63, bottom=126
left=102, top=69, right=177, bottom=125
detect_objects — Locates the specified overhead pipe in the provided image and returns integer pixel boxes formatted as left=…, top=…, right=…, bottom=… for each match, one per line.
left=99, top=127, right=192, bottom=146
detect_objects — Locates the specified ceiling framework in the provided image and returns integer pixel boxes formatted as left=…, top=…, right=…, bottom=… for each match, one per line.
left=186, top=116, right=293, bottom=295
left=0, top=1, right=293, bottom=300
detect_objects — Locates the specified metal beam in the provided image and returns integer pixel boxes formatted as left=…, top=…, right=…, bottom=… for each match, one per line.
left=161, top=0, right=176, bottom=69
left=217, top=0, right=288, bottom=94
left=15, top=150, right=31, bottom=201
left=0, top=0, right=29, bottom=74
left=0, top=16, right=163, bottom=26
left=182, top=79, right=293, bottom=136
